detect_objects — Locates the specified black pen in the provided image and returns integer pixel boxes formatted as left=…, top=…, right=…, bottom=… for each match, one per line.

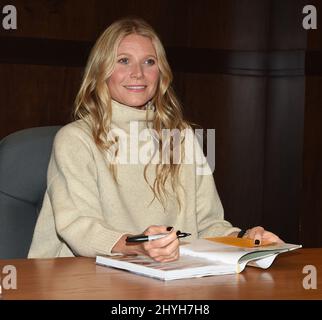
left=126, top=231, right=191, bottom=243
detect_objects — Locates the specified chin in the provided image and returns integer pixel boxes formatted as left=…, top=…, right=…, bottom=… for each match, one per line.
left=123, top=98, right=150, bottom=108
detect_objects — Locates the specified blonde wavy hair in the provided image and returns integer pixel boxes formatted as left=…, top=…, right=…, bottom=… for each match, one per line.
left=74, top=17, right=191, bottom=211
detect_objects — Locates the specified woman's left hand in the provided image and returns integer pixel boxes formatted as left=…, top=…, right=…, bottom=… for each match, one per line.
left=245, top=226, right=284, bottom=245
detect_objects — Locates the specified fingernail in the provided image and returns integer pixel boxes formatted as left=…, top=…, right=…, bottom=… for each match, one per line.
left=176, top=230, right=181, bottom=236
left=166, top=226, right=173, bottom=231
left=254, top=239, right=260, bottom=245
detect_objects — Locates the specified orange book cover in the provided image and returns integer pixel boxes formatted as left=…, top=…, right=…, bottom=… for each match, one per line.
left=205, top=236, right=274, bottom=248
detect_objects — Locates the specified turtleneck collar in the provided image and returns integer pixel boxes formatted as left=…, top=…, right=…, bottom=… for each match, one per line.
left=111, top=99, right=155, bottom=133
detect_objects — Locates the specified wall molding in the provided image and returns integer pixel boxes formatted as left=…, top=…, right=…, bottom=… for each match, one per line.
left=0, top=36, right=317, bottom=76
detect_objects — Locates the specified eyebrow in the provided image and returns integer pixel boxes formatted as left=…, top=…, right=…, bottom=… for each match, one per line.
left=117, top=53, right=157, bottom=59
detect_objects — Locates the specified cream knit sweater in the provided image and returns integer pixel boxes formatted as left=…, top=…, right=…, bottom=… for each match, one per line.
left=28, top=100, right=239, bottom=258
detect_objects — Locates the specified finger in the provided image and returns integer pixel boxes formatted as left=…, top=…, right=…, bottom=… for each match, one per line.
left=262, top=231, right=284, bottom=244
left=152, top=247, right=180, bottom=263
left=248, top=226, right=264, bottom=245
left=144, top=225, right=171, bottom=236
left=147, top=237, right=179, bottom=260
left=145, top=229, right=178, bottom=250
left=150, top=237, right=179, bottom=258
left=160, top=250, right=180, bottom=263
left=247, top=226, right=263, bottom=238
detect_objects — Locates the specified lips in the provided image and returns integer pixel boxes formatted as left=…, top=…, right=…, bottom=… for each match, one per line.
left=124, top=85, right=147, bottom=91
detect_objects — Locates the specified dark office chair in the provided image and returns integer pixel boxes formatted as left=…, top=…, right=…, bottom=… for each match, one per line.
left=0, top=126, right=61, bottom=259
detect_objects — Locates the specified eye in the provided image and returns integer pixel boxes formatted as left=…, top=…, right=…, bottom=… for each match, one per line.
left=145, top=58, right=156, bottom=65
left=118, top=57, right=129, bottom=64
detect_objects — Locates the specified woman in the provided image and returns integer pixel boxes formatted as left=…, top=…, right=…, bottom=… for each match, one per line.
left=28, top=18, right=282, bottom=261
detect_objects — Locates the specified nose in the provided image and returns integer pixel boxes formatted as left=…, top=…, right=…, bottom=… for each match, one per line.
left=130, top=62, right=143, bottom=79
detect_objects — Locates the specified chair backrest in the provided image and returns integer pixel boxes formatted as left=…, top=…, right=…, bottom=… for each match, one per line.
left=0, top=126, right=61, bottom=259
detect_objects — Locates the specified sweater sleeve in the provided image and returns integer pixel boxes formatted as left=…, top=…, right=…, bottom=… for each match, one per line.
left=196, top=171, right=241, bottom=238
left=47, top=125, right=126, bottom=257
left=194, top=139, right=240, bottom=238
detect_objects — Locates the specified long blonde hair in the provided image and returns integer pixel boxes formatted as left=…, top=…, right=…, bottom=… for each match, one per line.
left=74, top=17, right=190, bottom=210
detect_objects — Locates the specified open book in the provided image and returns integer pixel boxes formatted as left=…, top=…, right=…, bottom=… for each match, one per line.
left=96, top=238, right=301, bottom=281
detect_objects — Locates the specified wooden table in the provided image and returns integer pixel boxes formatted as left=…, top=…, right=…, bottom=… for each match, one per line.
left=0, top=248, right=321, bottom=300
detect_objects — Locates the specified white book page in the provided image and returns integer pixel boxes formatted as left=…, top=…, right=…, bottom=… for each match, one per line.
left=247, top=254, right=278, bottom=268
left=179, top=239, right=302, bottom=268
left=180, top=239, right=251, bottom=265
left=96, top=254, right=236, bottom=280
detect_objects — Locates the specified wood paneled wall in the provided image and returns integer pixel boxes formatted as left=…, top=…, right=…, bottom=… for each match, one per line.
left=0, top=0, right=320, bottom=246
left=301, top=0, right=322, bottom=247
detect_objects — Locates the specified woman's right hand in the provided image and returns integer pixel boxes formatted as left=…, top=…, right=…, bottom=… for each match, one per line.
left=138, top=225, right=180, bottom=262
left=112, top=225, right=180, bottom=262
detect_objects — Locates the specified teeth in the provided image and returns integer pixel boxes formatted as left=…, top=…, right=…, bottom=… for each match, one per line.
left=125, top=86, right=146, bottom=89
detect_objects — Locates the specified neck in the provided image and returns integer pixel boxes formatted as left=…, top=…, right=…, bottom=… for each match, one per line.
left=112, top=99, right=154, bottom=111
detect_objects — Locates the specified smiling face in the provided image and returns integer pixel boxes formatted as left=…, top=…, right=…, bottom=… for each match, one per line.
left=107, top=34, right=160, bottom=108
